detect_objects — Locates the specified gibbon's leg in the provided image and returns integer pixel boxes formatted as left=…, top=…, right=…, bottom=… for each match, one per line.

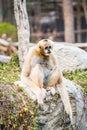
left=21, top=64, right=44, bottom=105
left=29, top=64, right=45, bottom=104
left=44, top=66, right=61, bottom=88
left=44, top=67, right=72, bottom=124
left=30, top=64, right=44, bottom=88
left=22, top=77, right=43, bottom=105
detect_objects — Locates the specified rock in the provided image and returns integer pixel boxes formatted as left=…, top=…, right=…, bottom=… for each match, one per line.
left=14, top=81, right=37, bottom=101
left=78, top=109, right=87, bottom=130
left=53, top=43, right=87, bottom=71
left=28, top=43, right=87, bottom=71
left=50, top=87, right=56, bottom=96
left=15, top=78, right=84, bottom=130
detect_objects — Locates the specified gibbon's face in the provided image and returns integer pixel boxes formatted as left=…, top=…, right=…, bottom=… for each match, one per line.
left=38, top=39, right=54, bottom=56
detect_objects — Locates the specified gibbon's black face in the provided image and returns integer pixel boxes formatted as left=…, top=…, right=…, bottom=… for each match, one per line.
left=44, top=45, right=52, bottom=54
left=38, top=39, right=53, bottom=56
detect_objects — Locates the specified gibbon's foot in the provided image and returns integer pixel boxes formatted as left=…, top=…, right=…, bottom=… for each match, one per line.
left=64, top=119, right=71, bottom=127
left=63, top=114, right=71, bottom=127
left=37, top=98, right=44, bottom=106
left=39, top=104, right=44, bottom=111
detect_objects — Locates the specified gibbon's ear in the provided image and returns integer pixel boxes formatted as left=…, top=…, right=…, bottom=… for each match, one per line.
left=38, top=41, right=42, bottom=49
left=39, top=44, right=41, bottom=49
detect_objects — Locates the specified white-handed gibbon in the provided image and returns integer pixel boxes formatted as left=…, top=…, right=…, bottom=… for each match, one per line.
left=21, top=39, right=72, bottom=125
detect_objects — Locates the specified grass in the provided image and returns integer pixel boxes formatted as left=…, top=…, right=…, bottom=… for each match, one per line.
left=0, top=55, right=20, bottom=84
left=0, top=22, right=18, bottom=41
left=0, top=55, right=39, bottom=130
left=63, top=69, right=87, bottom=94
left=0, top=55, right=87, bottom=94
left=0, top=56, right=87, bottom=129
left=0, top=83, right=39, bottom=130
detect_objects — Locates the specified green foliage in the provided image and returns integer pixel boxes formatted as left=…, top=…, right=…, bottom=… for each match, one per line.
left=0, top=22, right=18, bottom=41
left=0, top=55, right=39, bottom=129
left=0, top=56, right=87, bottom=129
left=0, top=54, right=20, bottom=84
left=63, top=69, right=87, bottom=94
left=0, top=87, right=39, bottom=130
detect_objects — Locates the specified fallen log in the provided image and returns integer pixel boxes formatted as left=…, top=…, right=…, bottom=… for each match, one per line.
left=0, top=55, right=11, bottom=63
left=0, top=38, right=18, bottom=55
left=0, top=46, right=8, bottom=52
left=0, top=38, right=10, bottom=46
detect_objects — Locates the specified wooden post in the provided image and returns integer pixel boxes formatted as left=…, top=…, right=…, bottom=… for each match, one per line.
left=63, top=0, right=75, bottom=43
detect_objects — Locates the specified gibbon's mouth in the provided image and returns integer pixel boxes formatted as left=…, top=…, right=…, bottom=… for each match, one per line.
left=45, top=49, right=51, bottom=54
left=45, top=51, right=51, bottom=56
left=42, top=52, right=50, bottom=57
left=47, top=50, right=51, bottom=54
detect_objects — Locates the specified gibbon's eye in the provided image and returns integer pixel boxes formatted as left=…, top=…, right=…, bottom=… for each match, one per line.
left=44, top=39, right=48, bottom=42
left=45, top=46, right=48, bottom=50
left=49, top=46, right=51, bottom=49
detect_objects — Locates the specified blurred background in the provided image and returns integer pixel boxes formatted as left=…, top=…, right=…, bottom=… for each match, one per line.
left=0, top=0, right=87, bottom=43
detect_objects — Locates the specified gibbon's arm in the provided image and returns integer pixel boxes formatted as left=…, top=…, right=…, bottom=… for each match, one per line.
left=21, top=50, right=35, bottom=87
left=51, top=53, right=58, bottom=65
left=21, top=49, right=42, bottom=102
left=21, top=47, right=35, bottom=79
left=21, top=52, right=31, bottom=78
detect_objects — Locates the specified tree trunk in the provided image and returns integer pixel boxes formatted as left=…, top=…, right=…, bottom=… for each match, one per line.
left=82, top=0, right=87, bottom=25
left=77, top=0, right=81, bottom=43
left=63, top=0, right=75, bottom=43
left=0, top=0, right=3, bottom=22
left=14, top=0, right=30, bottom=68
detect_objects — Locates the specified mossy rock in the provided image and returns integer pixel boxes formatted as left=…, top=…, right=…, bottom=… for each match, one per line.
left=0, top=22, right=18, bottom=41
left=0, top=83, right=39, bottom=130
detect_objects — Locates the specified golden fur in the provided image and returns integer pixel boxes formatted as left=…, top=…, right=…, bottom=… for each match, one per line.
left=21, top=39, right=73, bottom=125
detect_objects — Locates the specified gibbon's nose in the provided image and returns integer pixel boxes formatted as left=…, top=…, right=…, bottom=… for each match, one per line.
left=48, top=50, right=51, bottom=54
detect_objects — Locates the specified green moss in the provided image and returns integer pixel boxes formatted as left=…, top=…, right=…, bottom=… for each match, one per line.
left=0, top=91, right=4, bottom=97
left=1, top=56, right=87, bottom=129
left=63, top=69, right=87, bottom=94
left=18, top=86, right=24, bottom=92
left=0, top=55, right=20, bottom=84
left=0, top=86, right=39, bottom=130
left=51, top=93, right=60, bottom=103
left=0, top=22, right=18, bottom=41
left=11, top=90, right=16, bottom=97
left=0, top=55, right=39, bottom=130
